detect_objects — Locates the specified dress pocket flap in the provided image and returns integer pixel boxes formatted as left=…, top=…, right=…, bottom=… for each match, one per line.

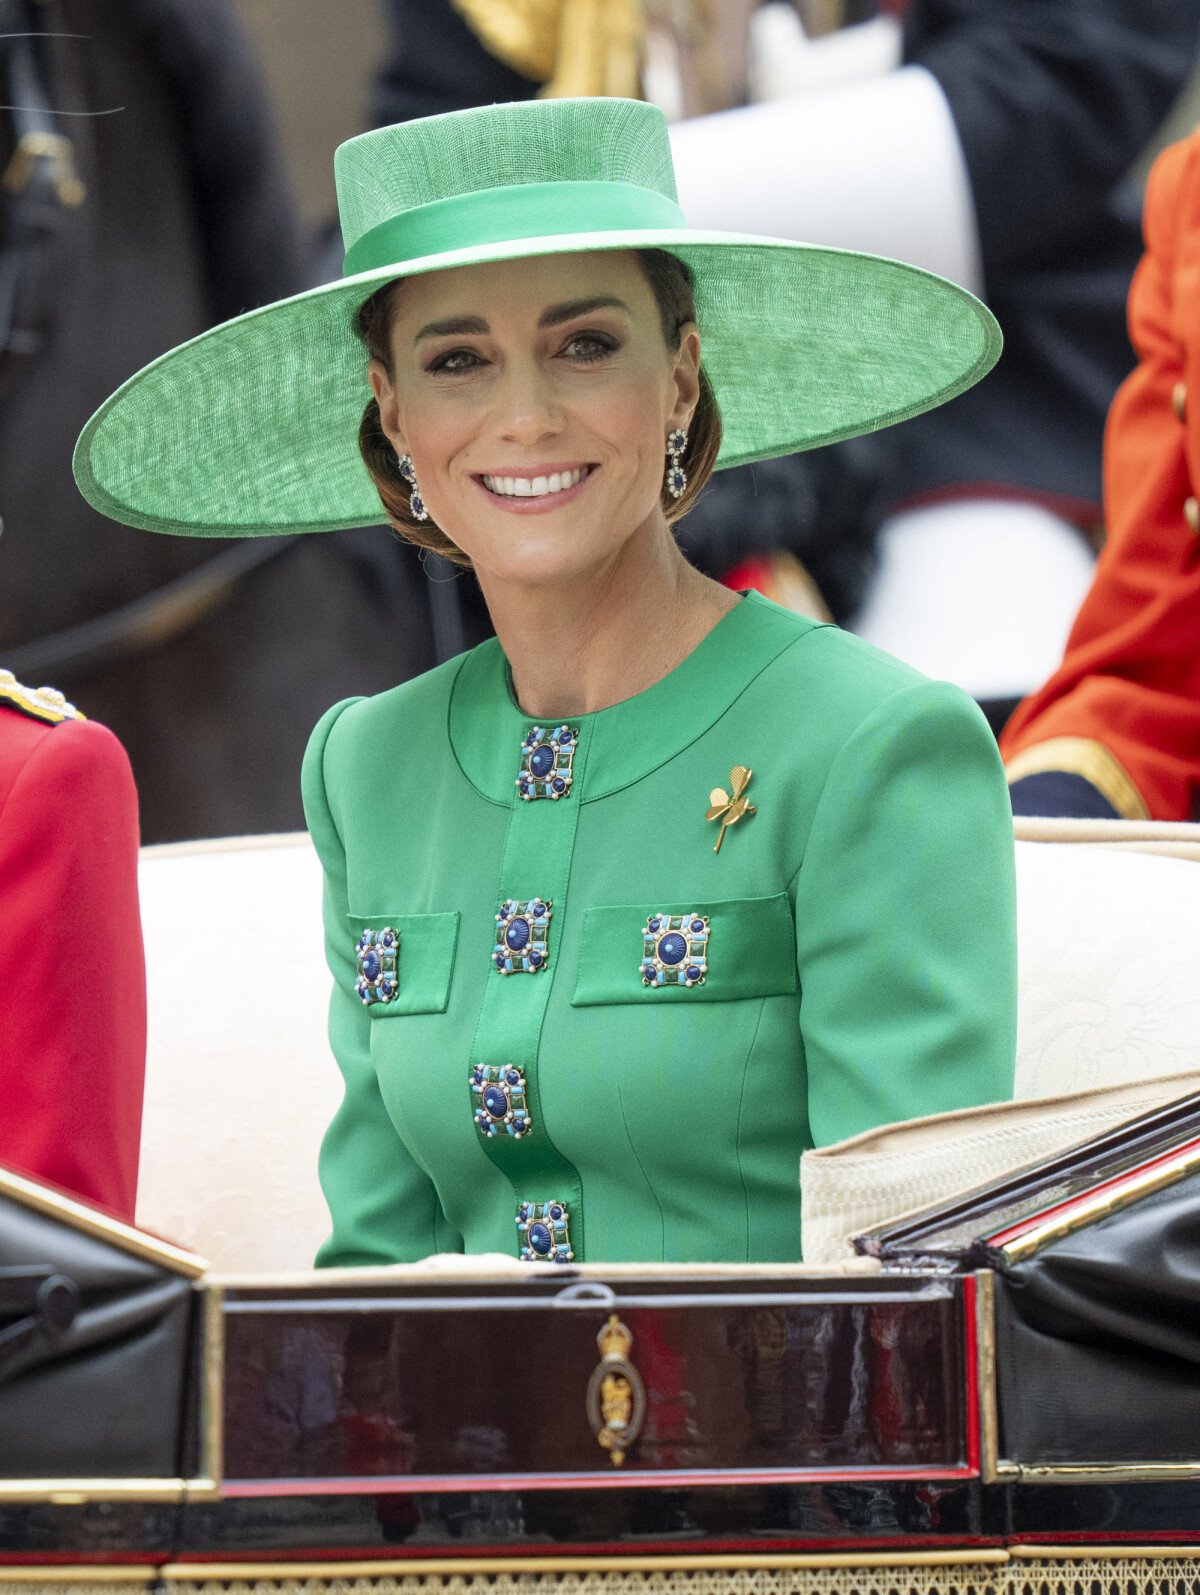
left=571, top=894, right=796, bottom=1006
left=345, top=910, right=460, bottom=1015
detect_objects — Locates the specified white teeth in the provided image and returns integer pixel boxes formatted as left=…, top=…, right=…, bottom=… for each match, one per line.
left=482, top=467, right=589, bottom=499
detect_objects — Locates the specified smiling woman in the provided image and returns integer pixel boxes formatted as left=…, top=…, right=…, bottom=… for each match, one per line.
left=73, top=96, right=1018, bottom=1266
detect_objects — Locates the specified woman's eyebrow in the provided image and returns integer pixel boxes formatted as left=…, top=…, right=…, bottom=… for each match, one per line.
left=539, top=296, right=630, bottom=327
left=412, top=297, right=630, bottom=344
left=414, top=314, right=489, bottom=343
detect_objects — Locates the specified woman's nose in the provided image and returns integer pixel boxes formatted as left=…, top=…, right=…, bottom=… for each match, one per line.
left=494, top=362, right=565, bottom=443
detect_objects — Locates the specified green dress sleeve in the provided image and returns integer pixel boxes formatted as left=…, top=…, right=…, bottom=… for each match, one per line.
left=302, top=698, right=462, bottom=1266
left=795, top=678, right=1018, bottom=1148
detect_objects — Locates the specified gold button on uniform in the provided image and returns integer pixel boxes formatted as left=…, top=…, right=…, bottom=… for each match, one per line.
left=1174, top=381, right=1188, bottom=421
left=1186, top=495, right=1200, bottom=534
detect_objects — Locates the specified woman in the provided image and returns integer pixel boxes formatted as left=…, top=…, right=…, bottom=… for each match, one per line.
left=74, top=97, right=1016, bottom=1265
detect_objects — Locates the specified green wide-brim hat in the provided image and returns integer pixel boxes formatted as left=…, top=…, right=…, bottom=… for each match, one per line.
left=74, top=97, right=1001, bottom=539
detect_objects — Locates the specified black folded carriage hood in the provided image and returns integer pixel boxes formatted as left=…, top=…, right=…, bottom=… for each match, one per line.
left=856, top=1086, right=1200, bottom=1480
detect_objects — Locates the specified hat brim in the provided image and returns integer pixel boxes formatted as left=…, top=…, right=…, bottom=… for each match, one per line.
left=73, top=228, right=1001, bottom=538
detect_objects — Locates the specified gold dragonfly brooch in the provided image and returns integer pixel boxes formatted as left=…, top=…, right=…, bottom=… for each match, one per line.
left=706, top=766, right=757, bottom=853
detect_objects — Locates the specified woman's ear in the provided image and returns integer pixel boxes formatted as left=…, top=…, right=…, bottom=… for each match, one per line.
left=368, top=359, right=407, bottom=454
left=670, top=324, right=702, bottom=432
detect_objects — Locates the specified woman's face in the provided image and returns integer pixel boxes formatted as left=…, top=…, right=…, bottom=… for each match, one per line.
left=369, top=251, right=701, bottom=588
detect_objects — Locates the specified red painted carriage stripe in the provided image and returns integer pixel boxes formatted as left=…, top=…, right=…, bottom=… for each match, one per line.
left=987, top=1135, right=1200, bottom=1249
left=165, top=1537, right=1008, bottom=1564
left=1009, top=1531, right=1200, bottom=1545
left=962, top=1274, right=980, bottom=1475
left=0, top=1554, right=165, bottom=1568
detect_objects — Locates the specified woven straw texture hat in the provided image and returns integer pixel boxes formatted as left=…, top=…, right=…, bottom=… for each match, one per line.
left=74, top=97, right=1001, bottom=538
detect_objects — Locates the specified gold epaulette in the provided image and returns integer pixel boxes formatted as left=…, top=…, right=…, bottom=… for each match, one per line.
left=451, top=0, right=643, bottom=97
left=0, top=668, right=84, bottom=724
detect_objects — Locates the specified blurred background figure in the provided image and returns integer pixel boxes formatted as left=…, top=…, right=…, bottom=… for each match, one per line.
left=0, top=1, right=440, bottom=840
left=1001, top=129, right=1200, bottom=823
left=0, top=671, right=144, bottom=1221
left=668, top=0, right=1200, bottom=721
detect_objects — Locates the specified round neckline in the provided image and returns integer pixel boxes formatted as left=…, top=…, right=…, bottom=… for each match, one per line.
left=448, top=590, right=819, bottom=804
left=500, top=593, right=749, bottom=728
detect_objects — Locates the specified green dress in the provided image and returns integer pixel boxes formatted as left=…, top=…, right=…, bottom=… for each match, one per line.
left=303, top=592, right=1017, bottom=1267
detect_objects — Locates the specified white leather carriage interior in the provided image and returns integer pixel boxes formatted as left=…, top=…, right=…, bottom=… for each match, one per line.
left=135, top=819, right=1200, bottom=1272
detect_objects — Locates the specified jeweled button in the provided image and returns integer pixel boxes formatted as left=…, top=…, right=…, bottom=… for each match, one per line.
left=641, top=911, right=709, bottom=989
left=494, top=898, right=553, bottom=974
left=516, top=1198, right=573, bottom=1262
left=472, top=1064, right=533, bottom=1139
left=517, top=723, right=578, bottom=801
left=355, top=926, right=401, bottom=1006
left=1187, top=495, right=1200, bottom=534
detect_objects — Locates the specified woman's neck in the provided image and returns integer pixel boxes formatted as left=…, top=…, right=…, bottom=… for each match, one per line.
left=477, top=524, right=740, bottom=720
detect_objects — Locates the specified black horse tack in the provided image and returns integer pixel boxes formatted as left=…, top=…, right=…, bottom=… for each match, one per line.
left=0, top=2, right=465, bottom=841
left=0, top=0, right=87, bottom=389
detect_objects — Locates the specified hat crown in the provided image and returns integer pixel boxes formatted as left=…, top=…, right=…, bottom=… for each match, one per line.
left=334, top=98, right=678, bottom=253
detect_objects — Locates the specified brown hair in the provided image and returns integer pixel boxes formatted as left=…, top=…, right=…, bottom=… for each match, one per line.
left=355, top=248, right=722, bottom=566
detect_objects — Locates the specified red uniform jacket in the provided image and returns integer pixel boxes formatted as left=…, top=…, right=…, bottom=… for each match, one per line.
left=1000, top=132, right=1200, bottom=821
left=0, top=691, right=146, bottom=1220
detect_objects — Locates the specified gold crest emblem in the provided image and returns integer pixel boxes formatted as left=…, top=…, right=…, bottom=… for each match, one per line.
left=586, top=1314, right=645, bottom=1467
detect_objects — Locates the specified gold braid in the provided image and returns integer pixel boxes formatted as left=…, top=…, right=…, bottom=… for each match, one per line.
left=450, top=0, right=644, bottom=98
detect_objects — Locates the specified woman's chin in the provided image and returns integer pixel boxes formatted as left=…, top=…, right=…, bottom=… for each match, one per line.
left=462, top=519, right=633, bottom=590
left=480, top=546, right=605, bottom=590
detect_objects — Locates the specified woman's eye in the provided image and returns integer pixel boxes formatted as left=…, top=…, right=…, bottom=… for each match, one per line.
left=427, top=348, right=483, bottom=374
left=562, top=331, right=618, bottom=361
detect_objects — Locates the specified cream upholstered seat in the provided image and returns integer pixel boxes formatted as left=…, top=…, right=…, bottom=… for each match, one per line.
left=136, top=834, right=337, bottom=1273
left=1009, top=817, right=1200, bottom=1098
left=135, top=820, right=1200, bottom=1271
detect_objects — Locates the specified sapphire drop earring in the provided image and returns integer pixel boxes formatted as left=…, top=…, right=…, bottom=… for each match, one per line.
left=665, top=429, right=687, bottom=500
left=397, top=453, right=429, bottom=521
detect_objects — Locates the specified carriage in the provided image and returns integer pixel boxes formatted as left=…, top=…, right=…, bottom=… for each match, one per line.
left=4, top=817, right=1200, bottom=1595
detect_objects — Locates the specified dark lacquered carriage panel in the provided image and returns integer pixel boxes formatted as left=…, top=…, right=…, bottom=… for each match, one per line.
left=12, top=1088, right=1200, bottom=1568
left=215, top=1274, right=972, bottom=1487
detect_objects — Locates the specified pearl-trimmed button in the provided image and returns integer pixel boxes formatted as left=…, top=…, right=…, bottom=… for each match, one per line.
left=1185, top=495, right=1200, bottom=534
left=1174, top=381, right=1188, bottom=422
